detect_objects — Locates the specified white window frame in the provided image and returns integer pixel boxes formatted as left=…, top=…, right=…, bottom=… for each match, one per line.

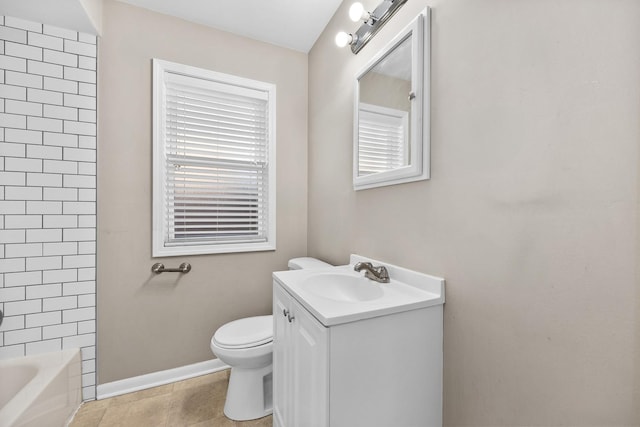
left=152, top=59, right=276, bottom=257
left=357, top=102, right=409, bottom=176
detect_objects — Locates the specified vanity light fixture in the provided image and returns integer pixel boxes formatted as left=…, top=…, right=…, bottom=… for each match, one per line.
left=335, top=0, right=408, bottom=54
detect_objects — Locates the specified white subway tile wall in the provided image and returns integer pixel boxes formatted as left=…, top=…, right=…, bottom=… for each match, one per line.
left=0, top=16, right=96, bottom=401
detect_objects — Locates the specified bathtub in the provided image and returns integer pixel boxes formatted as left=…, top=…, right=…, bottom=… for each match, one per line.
left=0, top=349, right=81, bottom=427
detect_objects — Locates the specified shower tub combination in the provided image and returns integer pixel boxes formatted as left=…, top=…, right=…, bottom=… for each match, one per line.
left=0, top=349, right=82, bottom=427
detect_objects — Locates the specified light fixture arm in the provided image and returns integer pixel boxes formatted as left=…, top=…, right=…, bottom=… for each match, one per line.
left=345, top=0, right=408, bottom=54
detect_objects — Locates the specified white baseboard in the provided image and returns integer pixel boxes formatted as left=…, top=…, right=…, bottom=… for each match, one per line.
left=96, top=359, right=229, bottom=400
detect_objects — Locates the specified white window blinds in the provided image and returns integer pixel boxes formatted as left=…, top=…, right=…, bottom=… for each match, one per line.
left=153, top=60, right=276, bottom=256
left=357, top=103, right=408, bottom=175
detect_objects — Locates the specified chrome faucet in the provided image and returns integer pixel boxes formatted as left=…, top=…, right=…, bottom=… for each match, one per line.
left=354, top=262, right=390, bottom=283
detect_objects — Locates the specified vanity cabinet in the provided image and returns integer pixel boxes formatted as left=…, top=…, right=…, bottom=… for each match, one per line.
left=273, top=278, right=443, bottom=427
left=273, top=283, right=328, bottom=427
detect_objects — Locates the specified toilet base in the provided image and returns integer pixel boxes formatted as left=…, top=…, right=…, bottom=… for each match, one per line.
left=224, top=364, right=273, bottom=421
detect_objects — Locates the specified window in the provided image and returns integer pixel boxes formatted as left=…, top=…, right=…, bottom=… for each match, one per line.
left=152, top=59, right=276, bottom=256
left=357, top=103, right=409, bottom=176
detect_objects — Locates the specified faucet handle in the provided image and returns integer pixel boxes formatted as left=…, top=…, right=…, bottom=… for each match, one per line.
left=353, top=261, right=372, bottom=271
left=373, top=266, right=390, bottom=282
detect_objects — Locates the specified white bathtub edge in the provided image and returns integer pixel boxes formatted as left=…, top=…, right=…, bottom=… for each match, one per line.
left=0, top=349, right=81, bottom=427
left=96, top=358, right=229, bottom=400
left=65, top=402, right=84, bottom=427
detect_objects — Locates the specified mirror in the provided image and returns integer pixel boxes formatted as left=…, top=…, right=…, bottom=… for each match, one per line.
left=354, top=10, right=429, bottom=190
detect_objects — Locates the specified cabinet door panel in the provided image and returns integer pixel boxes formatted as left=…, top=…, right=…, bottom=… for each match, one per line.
left=291, top=300, right=329, bottom=427
left=273, top=285, right=291, bottom=427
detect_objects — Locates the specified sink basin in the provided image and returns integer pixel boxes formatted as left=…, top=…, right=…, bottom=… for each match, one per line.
left=300, top=273, right=384, bottom=302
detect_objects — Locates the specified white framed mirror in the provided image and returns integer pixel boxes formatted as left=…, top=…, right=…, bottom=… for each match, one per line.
left=353, top=9, right=430, bottom=190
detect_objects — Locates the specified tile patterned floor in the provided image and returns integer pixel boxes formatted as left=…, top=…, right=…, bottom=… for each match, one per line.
left=70, top=369, right=272, bottom=427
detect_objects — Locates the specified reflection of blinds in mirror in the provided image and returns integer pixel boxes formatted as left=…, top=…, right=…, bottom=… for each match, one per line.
left=358, top=103, right=409, bottom=175
left=164, top=73, right=270, bottom=246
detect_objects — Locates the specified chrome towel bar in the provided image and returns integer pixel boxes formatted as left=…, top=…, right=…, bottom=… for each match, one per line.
left=151, top=262, right=191, bottom=274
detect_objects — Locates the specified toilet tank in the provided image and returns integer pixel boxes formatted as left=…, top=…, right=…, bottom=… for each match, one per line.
left=288, top=257, right=332, bottom=270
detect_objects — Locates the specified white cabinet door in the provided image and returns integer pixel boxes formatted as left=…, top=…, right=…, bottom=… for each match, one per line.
left=290, top=297, right=328, bottom=427
left=273, top=282, right=329, bottom=427
left=273, top=284, right=292, bottom=427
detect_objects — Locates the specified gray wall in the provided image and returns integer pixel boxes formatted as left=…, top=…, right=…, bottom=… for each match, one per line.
left=308, top=0, right=640, bottom=424
left=98, top=0, right=308, bottom=383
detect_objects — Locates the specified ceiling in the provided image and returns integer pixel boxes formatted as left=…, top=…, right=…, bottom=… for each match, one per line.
left=116, top=0, right=344, bottom=53
left=0, top=0, right=102, bottom=34
left=0, top=0, right=343, bottom=52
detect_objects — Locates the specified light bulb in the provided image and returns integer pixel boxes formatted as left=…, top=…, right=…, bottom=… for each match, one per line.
left=335, top=31, right=353, bottom=48
left=349, top=2, right=370, bottom=22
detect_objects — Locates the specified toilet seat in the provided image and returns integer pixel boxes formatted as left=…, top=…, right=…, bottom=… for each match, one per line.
left=213, top=315, right=273, bottom=349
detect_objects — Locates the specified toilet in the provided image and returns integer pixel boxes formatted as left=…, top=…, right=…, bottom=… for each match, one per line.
left=210, top=257, right=332, bottom=421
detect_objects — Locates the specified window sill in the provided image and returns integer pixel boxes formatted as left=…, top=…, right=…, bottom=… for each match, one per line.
left=152, top=241, right=276, bottom=257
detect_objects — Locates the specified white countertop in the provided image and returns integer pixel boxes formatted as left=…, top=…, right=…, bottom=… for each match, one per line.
left=273, top=255, right=445, bottom=327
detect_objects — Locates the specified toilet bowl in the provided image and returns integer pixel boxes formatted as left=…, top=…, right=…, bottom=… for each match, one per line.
left=210, top=315, right=274, bottom=421
left=210, top=257, right=331, bottom=421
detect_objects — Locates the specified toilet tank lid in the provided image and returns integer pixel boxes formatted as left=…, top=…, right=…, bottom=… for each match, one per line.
left=288, top=257, right=332, bottom=270
left=213, top=315, right=273, bottom=349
